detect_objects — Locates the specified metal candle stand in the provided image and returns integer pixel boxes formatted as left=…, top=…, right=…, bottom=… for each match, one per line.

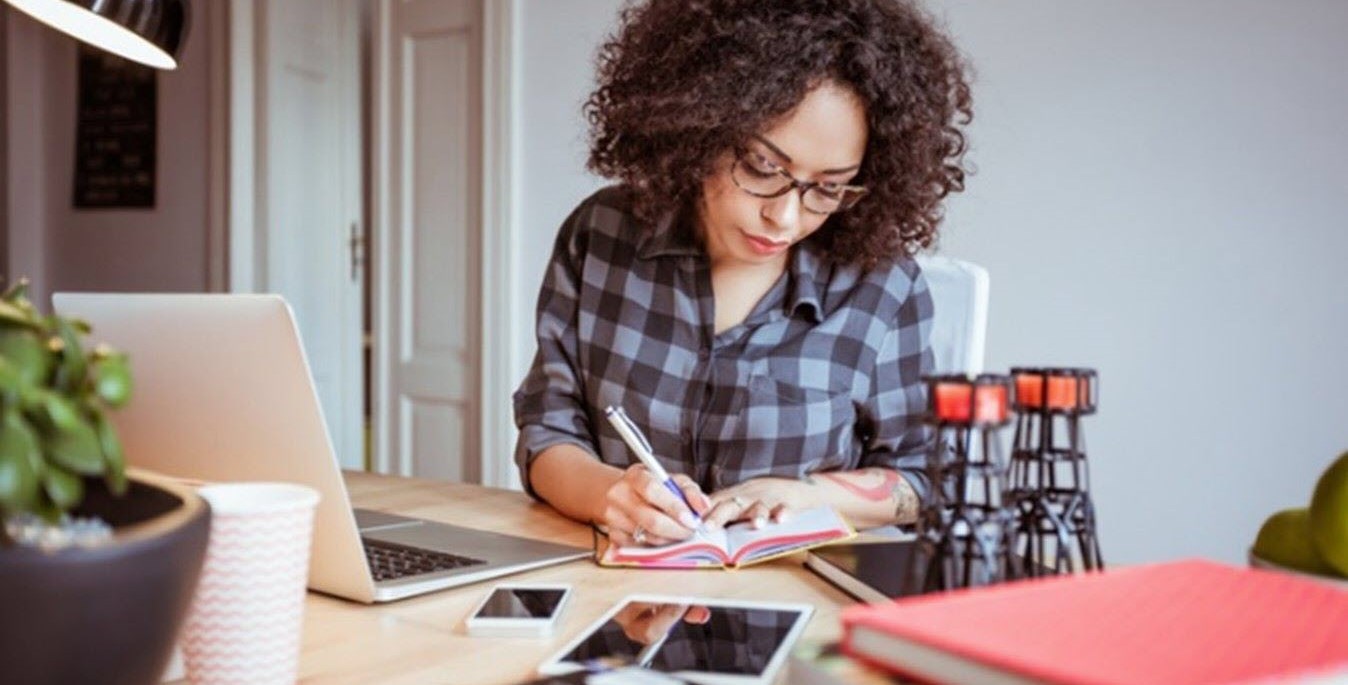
left=1007, top=367, right=1105, bottom=576
left=908, top=374, right=1020, bottom=593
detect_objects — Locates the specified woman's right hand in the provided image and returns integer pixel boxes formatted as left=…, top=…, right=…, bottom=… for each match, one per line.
left=612, top=602, right=711, bottom=644
left=597, top=465, right=710, bottom=547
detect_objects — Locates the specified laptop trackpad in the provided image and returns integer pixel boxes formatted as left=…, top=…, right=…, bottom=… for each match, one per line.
left=354, top=507, right=423, bottom=532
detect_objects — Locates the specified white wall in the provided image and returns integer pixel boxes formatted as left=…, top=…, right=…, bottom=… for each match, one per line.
left=934, top=0, right=1348, bottom=565
left=5, top=8, right=49, bottom=295
left=3, top=5, right=214, bottom=306
left=513, top=0, right=1348, bottom=566
left=514, top=0, right=620, bottom=387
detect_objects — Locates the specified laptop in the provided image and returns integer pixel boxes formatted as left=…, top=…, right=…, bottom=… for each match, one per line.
left=52, top=293, right=589, bottom=603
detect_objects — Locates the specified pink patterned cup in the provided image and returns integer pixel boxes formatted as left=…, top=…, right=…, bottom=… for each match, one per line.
left=182, top=483, right=320, bottom=685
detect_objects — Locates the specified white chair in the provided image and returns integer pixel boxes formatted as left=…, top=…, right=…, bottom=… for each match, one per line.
left=915, top=256, right=989, bottom=375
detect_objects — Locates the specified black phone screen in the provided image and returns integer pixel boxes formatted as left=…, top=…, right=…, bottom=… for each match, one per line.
left=475, top=588, right=567, bottom=619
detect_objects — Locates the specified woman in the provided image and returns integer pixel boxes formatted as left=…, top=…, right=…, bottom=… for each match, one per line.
left=513, top=0, right=972, bottom=548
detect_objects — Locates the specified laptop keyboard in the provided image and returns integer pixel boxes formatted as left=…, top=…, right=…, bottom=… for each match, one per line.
left=362, top=538, right=487, bottom=582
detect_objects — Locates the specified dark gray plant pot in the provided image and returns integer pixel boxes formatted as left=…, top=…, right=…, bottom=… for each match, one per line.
left=0, top=470, right=210, bottom=685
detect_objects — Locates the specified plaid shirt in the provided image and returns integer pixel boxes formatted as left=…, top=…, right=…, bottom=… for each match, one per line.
left=513, top=186, right=934, bottom=501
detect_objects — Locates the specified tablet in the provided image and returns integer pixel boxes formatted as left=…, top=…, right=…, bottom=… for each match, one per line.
left=537, top=594, right=814, bottom=685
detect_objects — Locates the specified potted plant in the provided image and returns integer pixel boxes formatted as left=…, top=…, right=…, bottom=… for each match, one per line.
left=0, top=280, right=211, bottom=685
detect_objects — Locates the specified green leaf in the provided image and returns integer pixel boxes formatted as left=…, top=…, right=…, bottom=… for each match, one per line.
left=43, top=397, right=104, bottom=475
left=54, top=319, right=88, bottom=393
left=42, top=466, right=84, bottom=510
left=0, top=411, right=42, bottom=512
left=94, top=354, right=132, bottom=407
left=29, top=497, right=60, bottom=524
left=93, top=411, right=127, bottom=496
left=0, top=357, right=19, bottom=393
left=104, top=463, right=127, bottom=496
left=0, top=328, right=53, bottom=386
left=44, top=394, right=84, bottom=432
left=0, top=456, right=37, bottom=512
left=2, top=278, right=29, bottom=301
left=16, top=384, right=45, bottom=413
left=0, top=300, right=39, bottom=330
left=47, top=422, right=104, bottom=475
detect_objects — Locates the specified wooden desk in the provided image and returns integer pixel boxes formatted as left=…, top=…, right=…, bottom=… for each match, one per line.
left=292, top=471, right=854, bottom=684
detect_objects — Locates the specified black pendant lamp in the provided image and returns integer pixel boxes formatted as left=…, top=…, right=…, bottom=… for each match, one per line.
left=3, top=0, right=189, bottom=70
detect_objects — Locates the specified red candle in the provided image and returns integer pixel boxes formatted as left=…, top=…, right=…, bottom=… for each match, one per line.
left=1015, top=372, right=1043, bottom=408
left=1078, top=372, right=1096, bottom=411
left=933, top=380, right=972, bottom=422
left=1046, top=375, right=1079, bottom=410
left=973, top=383, right=1008, bottom=424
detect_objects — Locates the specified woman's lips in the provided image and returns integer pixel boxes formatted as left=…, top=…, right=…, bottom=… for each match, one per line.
left=741, top=230, right=790, bottom=256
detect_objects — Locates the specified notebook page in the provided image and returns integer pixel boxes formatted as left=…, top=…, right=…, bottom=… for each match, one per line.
left=607, top=526, right=730, bottom=562
left=724, top=506, right=850, bottom=562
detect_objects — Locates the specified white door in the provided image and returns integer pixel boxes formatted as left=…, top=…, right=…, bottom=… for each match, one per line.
left=373, top=0, right=482, bottom=481
left=257, top=0, right=364, bottom=469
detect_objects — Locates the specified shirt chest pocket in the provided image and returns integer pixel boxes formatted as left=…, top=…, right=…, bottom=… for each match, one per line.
left=727, top=375, right=858, bottom=483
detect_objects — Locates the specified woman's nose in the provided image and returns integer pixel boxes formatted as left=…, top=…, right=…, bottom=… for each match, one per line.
left=761, top=189, right=802, bottom=234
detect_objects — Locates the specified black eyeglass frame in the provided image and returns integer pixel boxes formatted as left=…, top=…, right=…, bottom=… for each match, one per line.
left=729, top=145, right=869, bottom=215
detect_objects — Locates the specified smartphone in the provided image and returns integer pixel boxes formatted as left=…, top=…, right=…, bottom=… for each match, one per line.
left=465, top=584, right=573, bottom=637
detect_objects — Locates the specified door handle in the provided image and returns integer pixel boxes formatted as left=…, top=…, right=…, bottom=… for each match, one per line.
left=348, top=221, right=364, bottom=282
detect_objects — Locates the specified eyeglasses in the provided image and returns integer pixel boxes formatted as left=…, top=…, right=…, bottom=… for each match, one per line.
left=730, top=147, right=868, bottom=215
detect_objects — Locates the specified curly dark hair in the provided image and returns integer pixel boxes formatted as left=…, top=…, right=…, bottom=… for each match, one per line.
left=585, top=0, right=973, bottom=269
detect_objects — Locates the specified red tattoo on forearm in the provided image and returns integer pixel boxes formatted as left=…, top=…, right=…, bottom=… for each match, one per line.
left=816, top=469, right=900, bottom=502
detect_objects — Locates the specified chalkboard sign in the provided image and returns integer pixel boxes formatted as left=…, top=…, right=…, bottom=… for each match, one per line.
left=73, top=46, right=157, bottom=208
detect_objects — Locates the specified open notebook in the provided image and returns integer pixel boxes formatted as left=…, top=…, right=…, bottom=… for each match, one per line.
left=599, top=506, right=856, bottom=569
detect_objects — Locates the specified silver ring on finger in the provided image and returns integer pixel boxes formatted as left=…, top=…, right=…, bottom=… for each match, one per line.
left=632, top=525, right=647, bottom=545
left=731, top=495, right=748, bottom=510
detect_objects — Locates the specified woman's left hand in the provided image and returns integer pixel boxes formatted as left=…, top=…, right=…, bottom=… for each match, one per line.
left=704, top=478, right=816, bottom=530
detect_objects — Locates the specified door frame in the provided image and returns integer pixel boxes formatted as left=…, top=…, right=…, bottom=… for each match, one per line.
left=1, top=8, right=9, bottom=283
left=477, top=0, right=521, bottom=488
left=206, top=0, right=228, bottom=292
left=220, top=0, right=520, bottom=486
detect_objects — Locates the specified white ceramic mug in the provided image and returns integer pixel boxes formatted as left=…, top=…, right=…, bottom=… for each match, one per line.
left=182, top=483, right=320, bottom=685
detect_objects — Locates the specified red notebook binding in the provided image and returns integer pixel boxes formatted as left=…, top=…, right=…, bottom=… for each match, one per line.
left=841, top=559, right=1348, bottom=685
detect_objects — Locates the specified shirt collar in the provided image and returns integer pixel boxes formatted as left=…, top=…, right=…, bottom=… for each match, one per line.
left=786, top=238, right=826, bottom=324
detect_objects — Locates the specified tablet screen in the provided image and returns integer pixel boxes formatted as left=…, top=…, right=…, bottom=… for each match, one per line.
left=546, top=597, right=811, bottom=682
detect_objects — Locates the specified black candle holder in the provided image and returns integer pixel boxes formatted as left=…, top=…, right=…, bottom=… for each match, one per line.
left=908, top=374, right=1020, bottom=593
left=1007, top=367, right=1104, bottom=576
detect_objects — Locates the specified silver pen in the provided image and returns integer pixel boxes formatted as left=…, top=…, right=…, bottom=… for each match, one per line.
left=604, top=405, right=704, bottom=528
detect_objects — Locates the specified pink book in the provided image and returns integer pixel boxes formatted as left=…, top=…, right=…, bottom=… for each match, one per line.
left=599, top=506, right=855, bottom=569
left=842, top=559, right=1348, bottom=685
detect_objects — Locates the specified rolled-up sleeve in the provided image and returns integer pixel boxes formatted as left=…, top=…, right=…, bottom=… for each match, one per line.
left=856, top=268, right=935, bottom=503
left=512, top=204, right=600, bottom=499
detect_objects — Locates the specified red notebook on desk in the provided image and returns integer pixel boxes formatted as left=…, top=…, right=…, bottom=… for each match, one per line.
left=841, top=559, right=1348, bottom=685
